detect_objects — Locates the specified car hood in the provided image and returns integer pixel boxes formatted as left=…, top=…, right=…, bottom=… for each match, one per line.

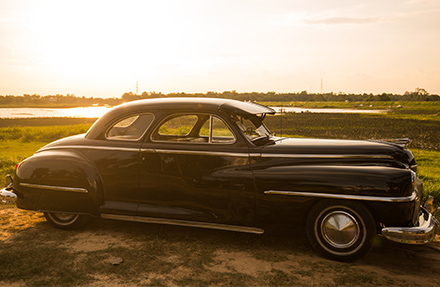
left=260, top=137, right=414, bottom=165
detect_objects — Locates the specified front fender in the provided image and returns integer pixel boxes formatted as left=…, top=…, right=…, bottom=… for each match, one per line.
left=254, top=164, right=416, bottom=229
left=14, top=150, right=102, bottom=216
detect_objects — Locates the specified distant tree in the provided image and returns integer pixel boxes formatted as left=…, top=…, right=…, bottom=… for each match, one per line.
left=121, top=92, right=142, bottom=102
left=378, top=93, right=391, bottom=101
left=415, top=87, right=429, bottom=96
left=313, top=94, right=325, bottom=101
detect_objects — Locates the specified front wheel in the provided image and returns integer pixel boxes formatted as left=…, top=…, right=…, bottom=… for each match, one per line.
left=44, top=212, right=91, bottom=230
left=306, top=200, right=376, bottom=261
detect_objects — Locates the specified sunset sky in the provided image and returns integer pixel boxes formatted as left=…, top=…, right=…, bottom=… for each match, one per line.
left=1, top=0, right=439, bottom=98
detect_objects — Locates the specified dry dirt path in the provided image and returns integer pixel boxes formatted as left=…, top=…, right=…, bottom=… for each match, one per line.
left=1, top=206, right=439, bottom=286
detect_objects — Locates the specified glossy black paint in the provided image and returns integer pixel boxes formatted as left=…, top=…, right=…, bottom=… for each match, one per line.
left=12, top=97, right=419, bottom=233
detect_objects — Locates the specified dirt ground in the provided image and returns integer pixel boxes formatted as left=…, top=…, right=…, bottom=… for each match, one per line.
left=1, top=206, right=440, bottom=286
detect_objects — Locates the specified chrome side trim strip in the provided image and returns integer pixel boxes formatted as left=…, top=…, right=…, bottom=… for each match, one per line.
left=151, top=149, right=249, bottom=157
left=264, top=190, right=417, bottom=203
left=258, top=154, right=394, bottom=159
left=38, top=145, right=247, bottom=157
left=38, top=145, right=140, bottom=153
left=101, top=214, right=264, bottom=234
left=20, top=183, right=88, bottom=193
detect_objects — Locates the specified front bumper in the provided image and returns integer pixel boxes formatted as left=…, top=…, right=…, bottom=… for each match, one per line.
left=382, top=207, right=439, bottom=244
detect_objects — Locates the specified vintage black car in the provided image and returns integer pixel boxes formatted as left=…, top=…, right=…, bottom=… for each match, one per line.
left=1, top=97, right=438, bottom=261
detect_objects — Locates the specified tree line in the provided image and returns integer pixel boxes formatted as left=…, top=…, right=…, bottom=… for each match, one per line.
left=1, top=88, right=438, bottom=107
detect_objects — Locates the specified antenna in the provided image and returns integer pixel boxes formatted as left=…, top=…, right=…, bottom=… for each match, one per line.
left=280, top=105, right=283, bottom=138
left=136, top=81, right=139, bottom=95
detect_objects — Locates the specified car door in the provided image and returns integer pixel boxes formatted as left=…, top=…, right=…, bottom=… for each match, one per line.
left=138, top=112, right=257, bottom=228
left=89, top=113, right=154, bottom=215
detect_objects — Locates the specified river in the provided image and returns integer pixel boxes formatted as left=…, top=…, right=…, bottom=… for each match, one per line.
left=0, top=106, right=112, bottom=119
left=0, top=106, right=386, bottom=119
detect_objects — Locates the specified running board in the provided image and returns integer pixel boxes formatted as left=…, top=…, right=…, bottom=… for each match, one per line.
left=101, top=214, right=264, bottom=234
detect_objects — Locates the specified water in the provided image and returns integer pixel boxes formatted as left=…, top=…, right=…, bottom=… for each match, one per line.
left=0, top=106, right=387, bottom=119
left=0, top=106, right=111, bottom=119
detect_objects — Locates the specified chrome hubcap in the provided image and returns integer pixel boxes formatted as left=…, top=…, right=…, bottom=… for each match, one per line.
left=321, top=211, right=360, bottom=248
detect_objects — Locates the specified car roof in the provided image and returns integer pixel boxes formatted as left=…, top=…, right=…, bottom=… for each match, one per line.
left=86, top=97, right=275, bottom=139
left=117, top=97, right=274, bottom=114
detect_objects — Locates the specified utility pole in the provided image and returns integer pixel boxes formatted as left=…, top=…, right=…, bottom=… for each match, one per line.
left=136, top=81, right=139, bottom=95
left=321, top=78, right=323, bottom=94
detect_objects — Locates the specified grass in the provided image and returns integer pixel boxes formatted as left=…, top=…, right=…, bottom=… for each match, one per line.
left=265, top=113, right=440, bottom=151
left=412, top=149, right=440, bottom=203
left=0, top=124, right=92, bottom=143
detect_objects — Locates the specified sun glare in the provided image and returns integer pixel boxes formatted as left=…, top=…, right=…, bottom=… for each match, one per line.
left=30, top=1, right=193, bottom=82
left=63, top=106, right=110, bottom=118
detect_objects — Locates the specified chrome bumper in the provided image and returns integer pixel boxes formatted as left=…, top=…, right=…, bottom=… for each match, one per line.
left=1, top=175, right=16, bottom=204
left=382, top=207, right=439, bottom=244
left=1, top=187, right=17, bottom=204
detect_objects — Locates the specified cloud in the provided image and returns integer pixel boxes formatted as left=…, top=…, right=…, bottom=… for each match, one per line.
left=303, top=16, right=389, bottom=25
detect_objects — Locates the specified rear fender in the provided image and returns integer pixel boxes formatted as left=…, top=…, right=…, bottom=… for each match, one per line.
left=14, top=150, right=102, bottom=216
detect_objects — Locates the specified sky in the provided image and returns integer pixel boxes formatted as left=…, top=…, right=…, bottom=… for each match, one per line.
left=1, top=0, right=439, bottom=98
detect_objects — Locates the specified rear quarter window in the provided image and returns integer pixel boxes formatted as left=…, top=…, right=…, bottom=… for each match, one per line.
left=106, top=114, right=154, bottom=141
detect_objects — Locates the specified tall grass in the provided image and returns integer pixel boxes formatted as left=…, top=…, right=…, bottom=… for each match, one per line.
left=265, top=113, right=440, bottom=151
left=0, top=124, right=91, bottom=143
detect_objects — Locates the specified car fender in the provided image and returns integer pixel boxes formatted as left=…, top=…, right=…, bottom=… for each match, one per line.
left=253, top=164, right=416, bottom=228
left=14, top=149, right=102, bottom=216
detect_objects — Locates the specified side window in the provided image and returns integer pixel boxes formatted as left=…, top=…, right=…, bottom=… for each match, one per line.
left=157, top=115, right=198, bottom=136
left=107, top=114, right=154, bottom=141
left=153, top=114, right=235, bottom=144
left=153, top=115, right=199, bottom=141
left=200, top=116, right=235, bottom=144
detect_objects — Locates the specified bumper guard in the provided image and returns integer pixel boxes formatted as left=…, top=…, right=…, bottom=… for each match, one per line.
left=382, top=207, right=439, bottom=244
left=1, top=175, right=17, bottom=204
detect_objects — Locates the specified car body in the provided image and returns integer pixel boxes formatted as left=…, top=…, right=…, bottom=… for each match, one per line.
left=1, top=97, right=438, bottom=261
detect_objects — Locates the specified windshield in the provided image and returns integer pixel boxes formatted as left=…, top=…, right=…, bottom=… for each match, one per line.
left=235, top=115, right=272, bottom=143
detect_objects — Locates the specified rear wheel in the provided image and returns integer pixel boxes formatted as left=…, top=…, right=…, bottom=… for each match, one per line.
left=306, top=200, right=376, bottom=261
left=44, top=212, right=91, bottom=230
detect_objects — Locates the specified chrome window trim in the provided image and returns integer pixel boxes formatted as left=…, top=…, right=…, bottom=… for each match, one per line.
left=264, top=190, right=417, bottom=203
left=208, top=115, right=236, bottom=144
left=20, top=183, right=88, bottom=193
left=101, top=214, right=264, bottom=234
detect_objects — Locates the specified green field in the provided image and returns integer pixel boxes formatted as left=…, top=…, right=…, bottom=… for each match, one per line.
left=1, top=103, right=439, bottom=204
